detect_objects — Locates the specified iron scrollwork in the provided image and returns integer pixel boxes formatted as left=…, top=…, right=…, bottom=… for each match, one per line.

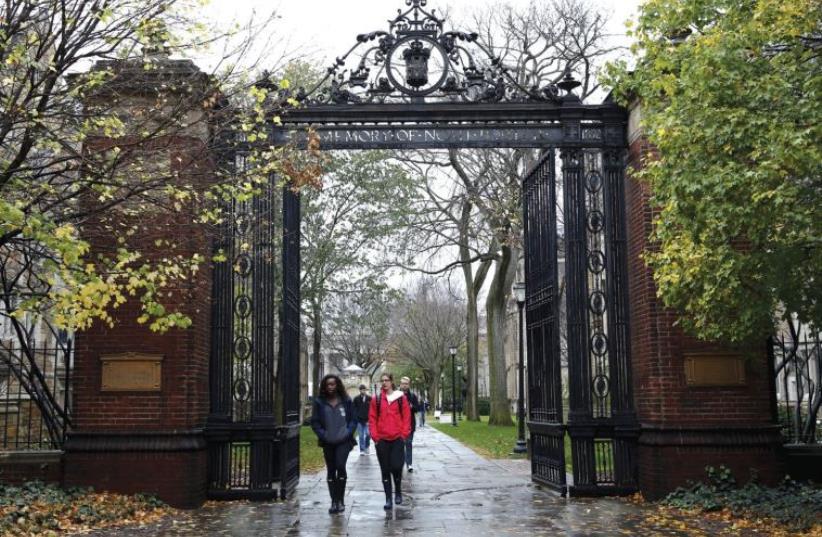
left=295, top=0, right=569, bottom=105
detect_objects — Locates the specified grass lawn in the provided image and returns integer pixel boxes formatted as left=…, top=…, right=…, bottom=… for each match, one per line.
left=431, top=416, right=575, bottom=472
left=230, top=430, right=326, bottom=474
left=430, top=415, right=528, bottom=460
left=300, top=425, right=326, bottom=473
left=303, top=420, right=602, bottom=476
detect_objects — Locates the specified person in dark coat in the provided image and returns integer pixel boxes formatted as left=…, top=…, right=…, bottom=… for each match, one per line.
left=352, top=384, right=372, bottom=455
left=399, top=376, right=421, bottom=472
left=311, top=374, right=356, bottom=514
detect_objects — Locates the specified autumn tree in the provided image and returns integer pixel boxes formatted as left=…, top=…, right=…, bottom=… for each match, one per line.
left=301, top=150, right=415, bottom=390
left=324, top=286, right=398, bottom=384
left=392, top=152, right=494, bottom=421
left=394, top=0, right=616, bottom=425
left=0, top=0, right=297, bottom=445
left=392, top=279, right=466, bottom=414
left=605, top=0, right=821, bottom=343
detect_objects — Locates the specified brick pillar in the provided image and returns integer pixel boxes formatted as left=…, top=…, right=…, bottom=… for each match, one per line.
left=625, top=102, right=782, bottom=500
left=63, top=55, right=215, bottom=508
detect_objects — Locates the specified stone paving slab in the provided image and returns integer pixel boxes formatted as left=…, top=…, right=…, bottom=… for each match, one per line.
left=79, top=426, right=752, bottom=536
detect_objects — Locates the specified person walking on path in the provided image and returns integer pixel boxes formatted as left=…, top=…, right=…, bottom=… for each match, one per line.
left=399, top=376, right=421, bottom=472
left=369, top=372, right=412, bottom=510
left=418, top=396, right=427, bottom=428
left=311, top=374, right=357, bottom=515
left=352, top=384, right=371, bottom=455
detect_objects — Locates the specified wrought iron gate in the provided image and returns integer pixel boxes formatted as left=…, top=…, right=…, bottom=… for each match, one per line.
left=259, top=0, right=639, bottom=498
left=523, top=147, right=638, bottom=496
left=523, top=150, right=566, bottom=493
left=205, top=128, right=301, bottom=500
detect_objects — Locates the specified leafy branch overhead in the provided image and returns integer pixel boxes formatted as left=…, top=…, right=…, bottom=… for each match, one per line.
left=0, top=0, right=319, bottom=444
left=605, top=0, right=822, bottom=343
left=0, top=0, right=317, bottom=336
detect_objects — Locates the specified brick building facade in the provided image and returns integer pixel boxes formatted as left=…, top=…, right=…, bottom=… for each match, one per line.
left=625, top=102, right=782, bottom=499
left=61, top=54, right=217, bottom=508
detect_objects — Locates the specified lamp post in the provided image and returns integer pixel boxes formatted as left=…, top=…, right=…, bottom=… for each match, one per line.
left=449, top=345, right=458, bottom=427
left=512, top=282, right=527, bottom=454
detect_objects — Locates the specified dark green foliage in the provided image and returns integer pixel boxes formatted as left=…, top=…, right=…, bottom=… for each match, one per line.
left=605, top=0, right=822, bottom=344
left=663, top=466, right=822, bottom=530
left=0, top=481, right=87, bottom=507
left=477, top=397, right=491, bottom=416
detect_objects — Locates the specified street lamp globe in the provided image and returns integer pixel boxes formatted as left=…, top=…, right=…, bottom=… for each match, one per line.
left=448, top=345, right=457, bottom=357
left=512, top=281, right=526, bottom=305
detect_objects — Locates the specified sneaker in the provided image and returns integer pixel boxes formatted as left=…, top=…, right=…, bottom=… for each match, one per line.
left=407, top=466, right=413, bottom=473
left=360, top=451, right=366, bottom=456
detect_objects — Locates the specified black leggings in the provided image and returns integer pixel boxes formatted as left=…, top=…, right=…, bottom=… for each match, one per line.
left=376, top=438, right=405, bottom=485
left=322, top=442, right=351, bottom=481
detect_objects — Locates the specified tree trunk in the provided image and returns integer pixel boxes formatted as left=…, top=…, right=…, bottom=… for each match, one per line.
left=458, top=200, right=492, bottom=422
left=465, top=293, right=480, bottom=420
left=299, top=331, right=308, bottom=422
left=486, top=244, right=518, bottom=426
left=311, top=303, right=322, bottom=396
left=430, top=374, right=440, bottom=416
left=463, top=259, right=490, bottom=421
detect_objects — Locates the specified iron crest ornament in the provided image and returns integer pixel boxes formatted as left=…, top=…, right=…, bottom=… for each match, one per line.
left=295, top=0, right=573, bottom=105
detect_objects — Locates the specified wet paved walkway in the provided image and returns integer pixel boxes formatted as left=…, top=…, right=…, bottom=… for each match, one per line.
left=83, top=426, right=740, bottom=536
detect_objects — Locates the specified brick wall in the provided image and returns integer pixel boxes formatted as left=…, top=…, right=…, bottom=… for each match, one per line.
left=0, top=451, right=63, bottom=485
left=625, top=103, right=782, bottom=499
left=65, top=450, right=206, bottom=509
left=64, top=133, right=215, bottom=508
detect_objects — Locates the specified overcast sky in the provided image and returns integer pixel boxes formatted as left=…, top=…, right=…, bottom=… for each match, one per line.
left=200, top=0, right=641, bottom=71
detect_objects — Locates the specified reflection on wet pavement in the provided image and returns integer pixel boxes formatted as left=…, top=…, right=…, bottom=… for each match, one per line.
left=81, top=427, right=752, bottom=536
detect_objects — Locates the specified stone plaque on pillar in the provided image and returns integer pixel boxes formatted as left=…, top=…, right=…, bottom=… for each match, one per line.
left=684, top=353, right=745, bottom=386
left=100, top=353, right=163, bottom=392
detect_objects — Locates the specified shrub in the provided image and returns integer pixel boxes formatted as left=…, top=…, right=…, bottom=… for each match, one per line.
left=0, top=481, right=168, bottom=535
left=477, top=397, right=491, bottom=416
left=663, top=466, right=822, bottom=531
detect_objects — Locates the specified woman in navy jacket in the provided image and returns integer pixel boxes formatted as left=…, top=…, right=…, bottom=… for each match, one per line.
left=311, top=374, right=356, bottom=514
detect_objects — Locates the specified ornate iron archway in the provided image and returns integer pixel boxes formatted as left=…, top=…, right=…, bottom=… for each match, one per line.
left=207, top=0, right=637, bottom=499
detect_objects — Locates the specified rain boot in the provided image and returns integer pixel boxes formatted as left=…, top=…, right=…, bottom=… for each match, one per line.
left=336, top=477, right=347, bottom=513
left=326, top=479, right=339, bottom=514
left=393, top=475, right=403, bottom=506
left=382, top=478, right=393, bottom=510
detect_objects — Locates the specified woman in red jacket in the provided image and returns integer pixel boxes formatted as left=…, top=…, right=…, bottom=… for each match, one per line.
left=368, top=372, right=412, bottom=510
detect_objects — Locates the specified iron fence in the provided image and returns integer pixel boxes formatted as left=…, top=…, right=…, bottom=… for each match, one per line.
left=0, top=339, right=72, bottom=450
left=772, top=320, right=820, bottom=444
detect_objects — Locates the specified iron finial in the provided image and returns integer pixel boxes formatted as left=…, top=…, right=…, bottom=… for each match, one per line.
left=557, top=67, right=581, bottom=101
